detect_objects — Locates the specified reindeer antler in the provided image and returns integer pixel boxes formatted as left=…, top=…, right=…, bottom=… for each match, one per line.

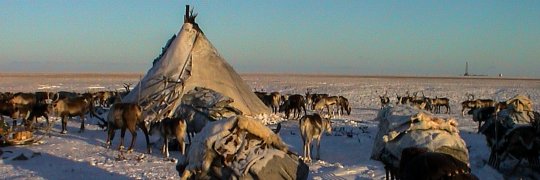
left=123, top=83, right=133, bottom=93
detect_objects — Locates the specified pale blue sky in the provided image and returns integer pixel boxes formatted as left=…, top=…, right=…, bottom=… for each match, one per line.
left=1, top=1, right=539, bottom=77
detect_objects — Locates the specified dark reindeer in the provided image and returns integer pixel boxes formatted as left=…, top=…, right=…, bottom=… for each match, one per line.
left=379, top=91, right=391, bottom=109
left=9, top=92, right=36, bottom=123
left=337, top=96, right=351, bottom=115
left=106, top=103, right=151, bottom=154
left=279, top=94, right=307, bottom=119
left=0, top=101, right=17, bottom=123
left=26, top=103, right=51, bottom=130
left=396, top=91, right=413, bottom=105
left=399, top=147, right=477, bottom=180
left=261, top=92, right=281, bottom=114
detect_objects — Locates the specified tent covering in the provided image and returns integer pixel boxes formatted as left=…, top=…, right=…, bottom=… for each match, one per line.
left=122, top=6, right=270, bottom=123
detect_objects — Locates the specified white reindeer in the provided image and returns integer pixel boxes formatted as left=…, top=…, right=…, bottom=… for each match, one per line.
left=299, top=113, right=332, bottom=163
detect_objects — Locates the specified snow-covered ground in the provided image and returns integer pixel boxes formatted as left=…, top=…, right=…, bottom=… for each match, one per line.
left=1, top=73, right=539, bottom=179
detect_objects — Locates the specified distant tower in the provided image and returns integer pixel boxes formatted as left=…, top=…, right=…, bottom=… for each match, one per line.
left=464, top=62, right=469, bottom=76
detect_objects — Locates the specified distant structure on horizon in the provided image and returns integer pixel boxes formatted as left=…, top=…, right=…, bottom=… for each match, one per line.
left=463, top=62, right=487, bottom=77
left=464, top=62, right=469, bottom=76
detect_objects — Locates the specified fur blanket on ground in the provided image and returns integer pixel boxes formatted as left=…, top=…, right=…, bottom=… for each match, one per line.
left=177, top=115, right=308, bottom=180
left=371, top=105, right=469, bottom=168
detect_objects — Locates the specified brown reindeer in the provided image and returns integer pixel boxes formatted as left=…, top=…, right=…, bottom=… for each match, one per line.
left=150, top=117, right=187, bottom=158
left=313, top=96, right=340, bottom=116
left=299, top=113, right=332, bottom=163
left=308, top=93, right=329, bottom=110
left=461, top=97, right=496, bottom=116
left=53, top=96, right=98, bottom=134
left=399, top=147, right=477, bottom=180
left=431, top=97, right=451, bottom=114
left=106, top=103, right=151, bottom=154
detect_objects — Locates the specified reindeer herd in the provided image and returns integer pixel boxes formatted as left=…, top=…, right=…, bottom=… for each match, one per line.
left=1, top=84, right=539, bottom=179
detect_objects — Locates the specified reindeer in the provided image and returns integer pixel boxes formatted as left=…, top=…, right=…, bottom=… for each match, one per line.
left=93, top=91, right=115, bottom=107
left=470, top=107, right=497, bottom=133
left=461, top=98, right=496, bottom=116
left=106, top=103, right=151, bottom=154
left=52, top=91, right=78, bottom=101
left=53, top=96, right=102, bottom=134
left=337, top=96, right=351, bottom=115
left=9, top=92, right=36, bottom=122
left=0, top=92, right=13, bottom=102
left=299, top=113, right=332, bottom=163
left=309, top=93, right=329, bottom=110
left=431, top=97, right=451, bottom=114
left=279, top=94, right=306, bottom=119
left=34, top=91, right=54, bottom=104
left=261, top=92, right=281, bottom=114
left=399, top=147, right=477, bottom=180
left=0, top=101, right=17, bottom=123
left=396, top=91, right=413, bottom=105
left=176, top=104, right=214, bottom=144
left=26, top=102, right=51, bottom=130
left=313, top=96, right=340, bottom=116
left=150, top=117, right=187, bottom=158
left=411, top=99, right=429, bottom=110
left=254, top=91, right=267, bottom=102
left=379, top=91, right=391, bottom=109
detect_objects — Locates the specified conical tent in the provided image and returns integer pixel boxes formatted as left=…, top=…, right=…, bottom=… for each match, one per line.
left=122, top=6, right=270, bottom=123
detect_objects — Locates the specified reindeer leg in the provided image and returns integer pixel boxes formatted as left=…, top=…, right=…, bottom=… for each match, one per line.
left=106, top=128, right=115, bottom=148
left=385, top=167, right=390, bottom=180
left=176, top=132, right=186, bottom=155
left=44, top=114, right=52, bottom=137
left=302, top=135, right=308, bottom=162
left=306, top=139, right=312, bottom=163
left=163, top=136, right=169, bottom=158
left=139, top=123, right=152, bottom=154
left=187, top=132, right=192, bottom=145
left=119, top=127, right=127, bottom=151
left=478, top=121, right=482, bottom=133
left=79, top=115, right=85, bottom=133
left=128, top=129, right=137, bottom=153
left=316, top=136, right=321, bottom=160
left=61, top=116, right=68, bottom=134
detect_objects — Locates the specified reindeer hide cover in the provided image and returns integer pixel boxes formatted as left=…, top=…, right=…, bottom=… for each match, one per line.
left=371, top=105, right=469, bottom=168
left=178, top=115, right=307, bottom=179
left=487, top=94, right=537, bottom=129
